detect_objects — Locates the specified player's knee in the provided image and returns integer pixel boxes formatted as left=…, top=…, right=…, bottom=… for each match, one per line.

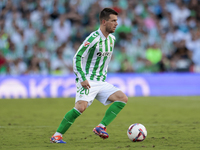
left=75, top=100, right=88, bottom=113
left=122, top=95, right=128, bottom=103
left=118, top=93, right=128, bottom=103
left=77, top=106, right=86, bottom=113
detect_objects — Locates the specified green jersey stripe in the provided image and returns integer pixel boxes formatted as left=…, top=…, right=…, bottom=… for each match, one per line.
left=98, top=39, right=109, bottom=81
left=102, top=38, right=110, bottom=81
left=75, top=52, right=87, bottom=81
left=109, top=36, right=113, bottom=51
left=90, top=38, right=103, bottom=80
left=85, top=43, right=97, bottom=75
left=102, top=70, right=107, bottom=81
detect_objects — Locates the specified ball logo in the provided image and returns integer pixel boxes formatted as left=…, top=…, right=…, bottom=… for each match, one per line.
left=0, top=79, right=28, bottom=98
left=128, top=124, right=137, bottom=135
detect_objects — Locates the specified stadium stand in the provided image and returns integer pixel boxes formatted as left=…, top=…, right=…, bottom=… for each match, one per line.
left=0, top=0, right=200, bottom=75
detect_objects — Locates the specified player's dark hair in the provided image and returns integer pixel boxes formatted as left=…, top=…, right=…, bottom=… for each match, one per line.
left=99, top=8, right=118, bottom=23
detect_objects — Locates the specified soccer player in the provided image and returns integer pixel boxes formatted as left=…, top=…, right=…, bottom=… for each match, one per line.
left=50, top=8, right=128, bottom=143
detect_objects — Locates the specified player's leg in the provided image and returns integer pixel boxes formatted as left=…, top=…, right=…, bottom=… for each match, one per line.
left=99, top=90, right=128, bottom=126
left=50, top=101, right=87, bottom=143
left=51, top=80, right=98, bottom=143
left=93, top=82, right=128, bottom=139
left=56, top=101, right=88, bottom=134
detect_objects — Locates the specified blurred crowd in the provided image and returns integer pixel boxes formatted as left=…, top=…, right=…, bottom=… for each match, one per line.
left=0, top=0, right=200, bottom=76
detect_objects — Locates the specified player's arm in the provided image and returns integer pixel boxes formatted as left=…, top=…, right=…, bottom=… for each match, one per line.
left=73, top=39, right=93, bottom=83
left=73, top=32, right=99, bottom=84
left=73, top=44, right=91, bottom=89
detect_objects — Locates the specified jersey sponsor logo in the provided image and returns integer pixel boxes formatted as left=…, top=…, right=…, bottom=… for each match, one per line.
left=97, top=52, right=112, bottom=57
left=84, top=41, right=90, bottom=47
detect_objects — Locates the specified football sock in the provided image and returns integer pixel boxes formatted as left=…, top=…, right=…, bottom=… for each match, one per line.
left=54, top=132, right=62, bottom=136
left=56, top=107, right=81, bottom=134
left=98, top=123, right=105, bottom=128
left=100, top=101, right=126, bottom=126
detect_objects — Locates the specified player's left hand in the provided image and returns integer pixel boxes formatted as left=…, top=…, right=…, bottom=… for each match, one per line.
left=81, top=80, right=91, bottom=89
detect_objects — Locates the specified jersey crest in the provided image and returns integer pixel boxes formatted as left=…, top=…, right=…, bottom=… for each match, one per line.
left=84, top=41, right=90, bottom=47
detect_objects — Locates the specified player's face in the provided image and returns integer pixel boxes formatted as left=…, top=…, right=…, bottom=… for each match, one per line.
left=105, top=14, right=118, bottom=33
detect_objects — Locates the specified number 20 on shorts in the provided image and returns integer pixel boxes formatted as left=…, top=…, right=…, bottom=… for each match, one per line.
left=79, top=87, right=89, bottom=95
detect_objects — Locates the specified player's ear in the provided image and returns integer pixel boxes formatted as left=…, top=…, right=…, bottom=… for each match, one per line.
left=102, top=19, right=106, bottom=25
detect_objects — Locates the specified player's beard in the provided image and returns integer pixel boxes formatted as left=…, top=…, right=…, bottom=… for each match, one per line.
left=106, top=25, right=115, bottom=33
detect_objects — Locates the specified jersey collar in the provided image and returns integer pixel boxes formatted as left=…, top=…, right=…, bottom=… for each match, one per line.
left=98, top=28, right=107, bottom=41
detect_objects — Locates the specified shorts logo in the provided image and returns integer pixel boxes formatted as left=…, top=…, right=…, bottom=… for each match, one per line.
left=84, top=41, right=90, bottom=47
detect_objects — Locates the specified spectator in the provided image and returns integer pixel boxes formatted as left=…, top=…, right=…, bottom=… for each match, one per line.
left=170, top=40, right=192, bottom=72
left=0, top=51, right=7, bottom=75
left=51, top=45, right=73, bottom=75
left=50, top=1, right=60, bottom=20
left=171, top=2, right=190, bottom=26
left=9, top=58, right=27, bottom=75
left=53, top=14, right=71, bottom=43
left=24, top=23, right=36, bottom=45
left=26, top=55, right=40, bottom=75
left=0, top=0, right=199, bottom=75
left=145, top=43, right=166, bottom=72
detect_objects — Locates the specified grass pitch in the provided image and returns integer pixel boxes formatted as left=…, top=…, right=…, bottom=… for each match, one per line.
left=0, top=96, right=200, bottom=150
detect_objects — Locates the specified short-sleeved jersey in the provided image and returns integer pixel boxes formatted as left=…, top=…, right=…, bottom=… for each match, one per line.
left=73, top=28, right=116, bottom=82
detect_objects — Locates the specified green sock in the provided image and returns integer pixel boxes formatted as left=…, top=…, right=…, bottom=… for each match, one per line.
left=56, top=108, right=81, bottom=134
left=100, top=101, right=126, bottom=126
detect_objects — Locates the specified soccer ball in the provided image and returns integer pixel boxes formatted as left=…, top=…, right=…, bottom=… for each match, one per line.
left=127, top=123, right=147, bottom=142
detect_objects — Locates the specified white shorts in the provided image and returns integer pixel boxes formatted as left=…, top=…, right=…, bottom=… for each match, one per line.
left=75, top=80, right=120, bottom=107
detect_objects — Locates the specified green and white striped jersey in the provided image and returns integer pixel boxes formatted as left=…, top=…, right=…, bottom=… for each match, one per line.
left=73, top=28, right=116, bottom=82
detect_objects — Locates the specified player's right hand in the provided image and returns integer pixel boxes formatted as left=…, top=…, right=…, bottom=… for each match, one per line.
left=81, top=80, right=91, bottom=89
